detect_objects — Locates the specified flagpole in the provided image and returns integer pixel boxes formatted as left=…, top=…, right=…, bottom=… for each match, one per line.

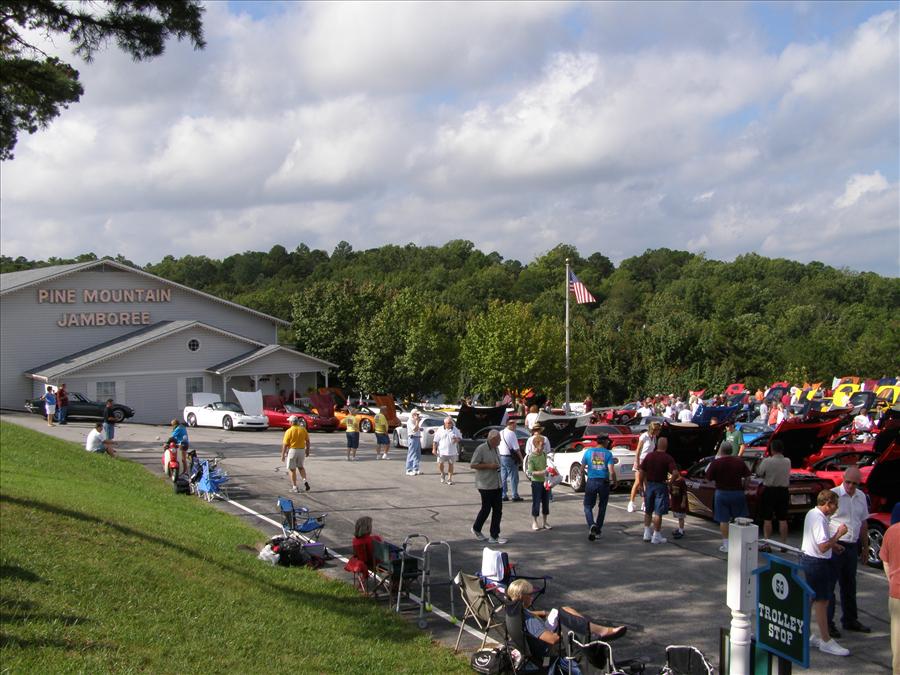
left=565, top=258, right=570, bottom=412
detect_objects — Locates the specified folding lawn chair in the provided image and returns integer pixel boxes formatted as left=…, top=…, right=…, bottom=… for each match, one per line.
left=558, top=608, right=643, bottom=675
left=658, top=645, right=714, bottom=675
left=503, top=599, right=557, bottom=674
left=277, top=497, right=327, bottom=542
left=480, top=546, right=550, bottom=603
left=196, top=459, right=229, bottom=501
left=453, top=571, right=505, bottom=653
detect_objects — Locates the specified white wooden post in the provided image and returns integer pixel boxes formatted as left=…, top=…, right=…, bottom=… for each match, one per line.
left=727, top=517, right=758, bottom=674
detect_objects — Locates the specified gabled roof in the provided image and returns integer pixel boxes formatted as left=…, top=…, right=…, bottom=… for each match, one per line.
left=207, top=344, right=337, bottom=374
left=0, top=259, right=290, bottom=326
left=26, top=320, right=265, bottom=381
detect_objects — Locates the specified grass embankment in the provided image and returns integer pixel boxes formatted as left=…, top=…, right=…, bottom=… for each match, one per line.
left=0, top=422, right=469, bottom=674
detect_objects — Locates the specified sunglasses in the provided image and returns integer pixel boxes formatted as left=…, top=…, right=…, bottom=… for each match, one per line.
left=843, top=480, right=859, bottom=486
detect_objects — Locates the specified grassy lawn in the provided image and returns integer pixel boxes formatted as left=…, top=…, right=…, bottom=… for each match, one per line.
left=0, top=421, right=469, bottom=674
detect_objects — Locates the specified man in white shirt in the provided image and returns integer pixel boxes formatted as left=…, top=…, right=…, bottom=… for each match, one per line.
left=637, top=401, right=653, bottom=419
left=85, top=422, right=116, bottom=456
left=801, top=490, right=850, bottom=657
left=757, top=400, right=769, bottom=424
left=827, top=468, right=871, bottom=636
left=677, top=406, right=693, bottom=423
left=432, top=416, right=462, bottom=485
left=499, top=418, right=523, bottom=502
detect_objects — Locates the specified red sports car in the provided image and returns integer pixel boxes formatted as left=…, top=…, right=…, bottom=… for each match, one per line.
left=263, top=401, right=338, bottom=431
left=683, top=450, right=835, bottom=523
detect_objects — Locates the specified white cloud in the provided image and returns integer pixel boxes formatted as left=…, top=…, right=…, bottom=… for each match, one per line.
left=0, top=4, right=897, bottom=276
left=834, top=171, right=890, bottom=209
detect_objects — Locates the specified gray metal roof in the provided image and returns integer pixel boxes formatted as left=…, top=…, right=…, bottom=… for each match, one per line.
left=0, top=262, right=87, bottom=293
left=207, top=344, right=337, bottom=374
left=0, top=259, right=290, bottom=325
left=25, top=320, right=264, bottom=380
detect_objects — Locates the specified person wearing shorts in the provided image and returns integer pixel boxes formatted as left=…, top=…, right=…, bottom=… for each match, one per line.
left=41, top=385, right=56, bottom=427
left=281, top=416, right=311, bottom=492
left=669, top=464, right=687, bottom=539
left=432, top=416, right=461, bottom=485
left=344, top=409, right=360, bottom=460
left=801, top=490, right=850, bottom=656
left=374, top=411, right=390, bottom=460
left=756, top=439, right=791, bottom=549
left=640, top=436, right=676, bottom=545
left=706, top=443, right=750, bottom=553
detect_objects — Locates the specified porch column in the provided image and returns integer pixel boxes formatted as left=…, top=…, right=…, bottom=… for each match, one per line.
left=223, top=375, right=231, bottom=400
left=289, top=373, right=298, bottom=402
left=251, top=374, right=260, bottom=391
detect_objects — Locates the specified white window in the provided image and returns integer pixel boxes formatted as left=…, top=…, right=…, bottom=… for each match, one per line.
left=186, top=377, right=204, bottom=405
left=96, top=381, right=116, bottom=400
left=187, top=338, right=201, bottom=352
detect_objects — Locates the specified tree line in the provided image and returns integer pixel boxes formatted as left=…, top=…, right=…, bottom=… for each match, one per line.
left=3, top=242, right=898, bottom=404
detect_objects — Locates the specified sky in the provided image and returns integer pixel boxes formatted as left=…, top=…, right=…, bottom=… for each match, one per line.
left=1, top=1, right=898, bottom=275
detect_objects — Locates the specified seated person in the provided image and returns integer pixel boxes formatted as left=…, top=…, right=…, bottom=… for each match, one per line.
left=349, top=516, right=383, bottom=572
left=506, top=579, right=626, bottom=658
left=85, top=422, right=117, bottom=457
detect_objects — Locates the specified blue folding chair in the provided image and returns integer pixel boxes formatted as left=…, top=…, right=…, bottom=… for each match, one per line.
left=196, top=459, right=229, bottom=502
left=277, top=497, right=327, bottom=542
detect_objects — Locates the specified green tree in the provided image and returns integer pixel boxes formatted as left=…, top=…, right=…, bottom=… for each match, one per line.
left=1, top=0, right=205, bottom=159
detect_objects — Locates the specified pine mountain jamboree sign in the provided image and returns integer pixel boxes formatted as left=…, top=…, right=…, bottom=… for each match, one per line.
left=754, top=554, right=812, bottom=667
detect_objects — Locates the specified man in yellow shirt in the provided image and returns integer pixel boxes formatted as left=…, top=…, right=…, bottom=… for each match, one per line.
left=374, top=410, right=390, bottom=460
left=344, top=408, right=360, bottom=460
left=281, top=415, right=311, bottom=492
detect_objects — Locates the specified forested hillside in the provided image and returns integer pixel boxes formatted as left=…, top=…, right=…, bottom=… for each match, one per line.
left=3, top=242, right=898, bottom=403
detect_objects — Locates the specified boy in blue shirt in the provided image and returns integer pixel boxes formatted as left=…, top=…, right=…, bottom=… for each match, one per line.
left=581, top=436, right=618, bottom=541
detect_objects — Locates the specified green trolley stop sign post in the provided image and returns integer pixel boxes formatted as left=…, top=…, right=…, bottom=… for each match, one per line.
left=754, top=554, right=812, bottom=668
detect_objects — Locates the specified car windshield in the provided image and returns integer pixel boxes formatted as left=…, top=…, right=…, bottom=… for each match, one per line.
left=284, top=404, right=312, bottom=414
left=217, top=402, right=243, bottom=413
left=422, top=418, right=444, bottom=428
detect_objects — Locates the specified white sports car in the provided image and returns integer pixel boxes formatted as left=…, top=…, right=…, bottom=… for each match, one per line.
left=183, top=401, right=268, bottom=431
left=551, top=439, right=636, bottom=492
left=393, top=413, right=448, bottom=448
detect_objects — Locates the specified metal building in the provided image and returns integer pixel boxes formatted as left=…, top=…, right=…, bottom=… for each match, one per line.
left=0, top=259, right=335, bottom=423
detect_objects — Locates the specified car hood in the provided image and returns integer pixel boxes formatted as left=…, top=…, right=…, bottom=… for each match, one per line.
left=455, top=404, right=508, bottom=439
left=309, top=392, right=336, bottom=418
left=661, top=422, right=727, bottom=469
left=691, top=404, right=740, bottom=425
left=535, top=411, right=591, bottom=448
left=373, top=395, right=401, bottom=425
left=769, top=417, right=845, bottom=467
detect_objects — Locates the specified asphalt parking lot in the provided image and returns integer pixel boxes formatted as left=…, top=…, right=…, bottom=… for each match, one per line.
left=3, top=413, right=892, bottom=674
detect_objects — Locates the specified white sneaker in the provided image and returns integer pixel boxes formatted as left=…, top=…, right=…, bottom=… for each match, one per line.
left=718, top=543, right=729, bottom=553
left=818, top=639, right=849, bottom=656
left=290, top=485, right=299, bottom=493
left=471, top=527, right=486, bottom=541
left=809, top=635, right=821, bottom=648
left=651, top=533, right=667, bottom=545
left=640, top=502, right=645, bottom=512
left=626, top=501, right=635, bottom=513
left=447, top=479, right=453, bottom=485
left=440, top=475, right=446, bottom=483
left=405, top=470, right=414, bottom=476
left=643, top=527, right=653, bottom=542
left=532, top=520, right=541, bottom=531
left=414, top=470, right=421, bottom=475
left=382, top=454, right=389, bottom=460
left=488, top=537, right=508, bottom=545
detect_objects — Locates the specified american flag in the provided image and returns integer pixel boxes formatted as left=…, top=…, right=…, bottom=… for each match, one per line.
left=568, top=270, right=596, bottom=304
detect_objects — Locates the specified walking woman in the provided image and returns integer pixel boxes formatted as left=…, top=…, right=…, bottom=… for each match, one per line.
left=526, top=434, right=552, bottom=530
left=628, top=421, right=661, bottom=513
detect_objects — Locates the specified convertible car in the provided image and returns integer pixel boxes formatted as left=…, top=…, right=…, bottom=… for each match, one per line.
left=183, top=401, right=268, bottom=431
left=262, top=396, right=338, bottom=431
left=25, top=392, right=134, bottom=422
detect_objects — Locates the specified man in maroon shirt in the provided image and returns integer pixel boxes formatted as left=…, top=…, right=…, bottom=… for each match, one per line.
left=640, top=436, right=677, bottom=545
left=706, top=442, right=751, bottom=553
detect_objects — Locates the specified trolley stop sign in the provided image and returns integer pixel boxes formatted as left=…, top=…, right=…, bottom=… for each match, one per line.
left=754, top=554, right=812, bottom=667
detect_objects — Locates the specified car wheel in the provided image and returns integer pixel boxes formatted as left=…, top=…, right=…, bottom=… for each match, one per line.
left=187, top=413, right=197, bottom=427
left=222, top=416, right=233, bottom=431
left=393, top=430, right=401, bottom=448
left=112, top=408, right=126, bottom=423
left=569, top=464, right=585, bottom=493
left=360, top=419, right=373, bottom=433
left=867, top=520, right=886, bottom=568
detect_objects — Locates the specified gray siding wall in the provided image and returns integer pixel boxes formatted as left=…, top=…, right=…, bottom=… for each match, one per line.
left=224, top=352, right=329, bottom=377
left=1, top=266, right=280, bottom=410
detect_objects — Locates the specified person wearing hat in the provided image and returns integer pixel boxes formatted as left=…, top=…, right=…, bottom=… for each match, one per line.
left=405, top=409, right=423, bottom=476
left=499, top=418, right=524, bottom=501
left=281, top=415, right=311, bottom=493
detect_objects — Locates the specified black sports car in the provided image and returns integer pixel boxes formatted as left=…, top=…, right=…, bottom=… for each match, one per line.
left=25, top=392, right=135, bottom=422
